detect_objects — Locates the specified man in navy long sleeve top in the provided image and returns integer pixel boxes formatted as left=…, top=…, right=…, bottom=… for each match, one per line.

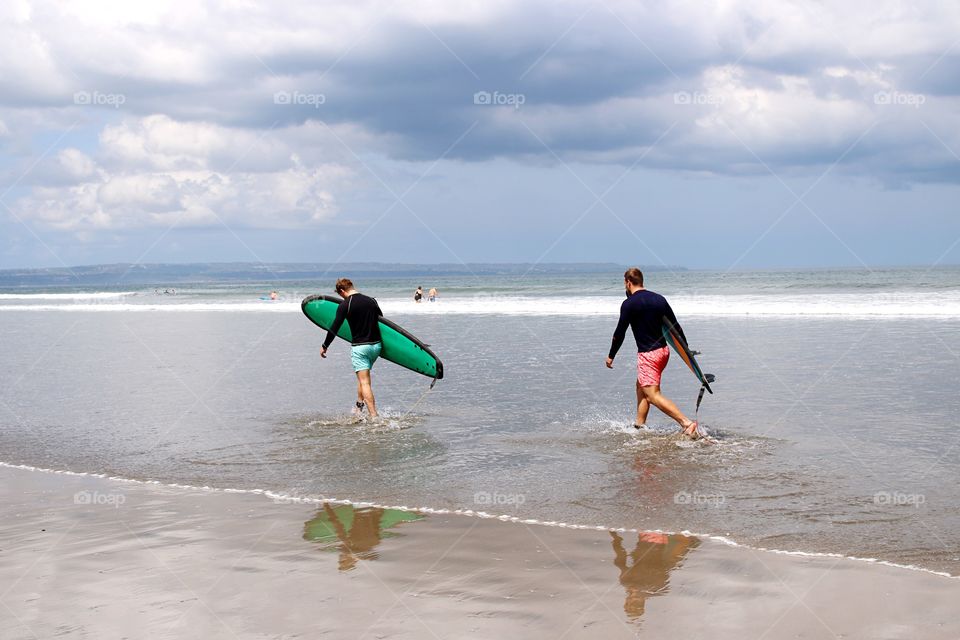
left=606, top=268, right=698, bottom=437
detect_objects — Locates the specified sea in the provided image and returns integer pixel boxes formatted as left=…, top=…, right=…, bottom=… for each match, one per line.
left=1, top=266, right=958, bottom=574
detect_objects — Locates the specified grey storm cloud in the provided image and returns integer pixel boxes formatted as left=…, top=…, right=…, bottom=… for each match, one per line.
left=2, top=2, right=957, bottom=171
left=2, top=0, right=960, bottom=236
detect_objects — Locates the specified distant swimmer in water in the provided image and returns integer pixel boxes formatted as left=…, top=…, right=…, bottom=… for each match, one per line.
left=270, top=290, right=278, bottom=300
left=320, top=278, right=383, bottom=419
left=414, top=286, right=424, bottom=303
left=606, top=268, right=700, bottom=439
left=428, top=287, right=438, bottom=302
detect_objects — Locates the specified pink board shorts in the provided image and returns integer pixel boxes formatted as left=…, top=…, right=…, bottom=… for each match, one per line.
left=637, top=346, right=670, bottom=387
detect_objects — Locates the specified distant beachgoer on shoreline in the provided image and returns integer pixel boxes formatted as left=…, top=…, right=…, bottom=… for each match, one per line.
left=428, top=287, right=438, bottom=302
left=414, top=286, right=423, bottom=303
left=606, top=268, right=699, bottom=438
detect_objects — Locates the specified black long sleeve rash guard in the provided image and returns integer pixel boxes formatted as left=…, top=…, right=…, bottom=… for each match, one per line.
left=323, top=293, right=383, bottom=349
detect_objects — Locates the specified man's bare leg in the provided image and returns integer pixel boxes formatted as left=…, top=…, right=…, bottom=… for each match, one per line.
left=356, top=369, right=378, bottom=418
left=640, top=385, right=695, bottom=433
left=635, top=380, right=650, bottom=426
left=352, top=378, right=365, bottom=415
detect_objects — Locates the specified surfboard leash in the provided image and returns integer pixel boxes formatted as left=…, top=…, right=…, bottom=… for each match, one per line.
left=401, top=378, right=438, bottom=420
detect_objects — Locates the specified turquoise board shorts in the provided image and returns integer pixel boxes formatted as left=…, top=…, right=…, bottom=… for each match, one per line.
left=350, top=342, right=382, bottom=372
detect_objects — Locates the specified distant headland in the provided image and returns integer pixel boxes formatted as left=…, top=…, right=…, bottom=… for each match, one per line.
left=0, top=262, right=684, bottom=287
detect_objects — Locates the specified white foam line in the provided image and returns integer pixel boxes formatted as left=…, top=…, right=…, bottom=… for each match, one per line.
left=0, top=303, right=297, bottom=312
left=2, top=296, right=960, bottom=319
left=1, top=461, right=955, bottom=580
left=0, top=292, right=138, bottom=300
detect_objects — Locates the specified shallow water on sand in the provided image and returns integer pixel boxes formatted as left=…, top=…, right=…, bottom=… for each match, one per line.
left=1, top=277, right=959, bottom=573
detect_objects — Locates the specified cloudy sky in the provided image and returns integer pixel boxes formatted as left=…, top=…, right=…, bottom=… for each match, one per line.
left=1, top=0, right=959, bottom=269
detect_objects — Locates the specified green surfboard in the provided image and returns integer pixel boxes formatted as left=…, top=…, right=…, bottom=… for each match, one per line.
left=302, top=294, right=444, bottom=381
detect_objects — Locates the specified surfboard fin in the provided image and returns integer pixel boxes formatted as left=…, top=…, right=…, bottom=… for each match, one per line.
left=696, top=385, right=707, bottom=415
left=695, top=374, right=716, bottom=416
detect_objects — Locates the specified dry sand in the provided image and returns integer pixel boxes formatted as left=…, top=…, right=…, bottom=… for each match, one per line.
left=1, top=465, right=957, bottom=639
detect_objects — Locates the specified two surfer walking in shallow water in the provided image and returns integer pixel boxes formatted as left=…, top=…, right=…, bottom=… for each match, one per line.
left=316, top=268, right=704, bottom=437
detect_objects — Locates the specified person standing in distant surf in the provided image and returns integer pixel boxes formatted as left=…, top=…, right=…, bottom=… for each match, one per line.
left=606, top=268, right=699, bottom=438
left=428, top=287, right=438, bottom=302
left=414, top=286, right=424, bottom=303
left=320, top=278, right=383, bottom=419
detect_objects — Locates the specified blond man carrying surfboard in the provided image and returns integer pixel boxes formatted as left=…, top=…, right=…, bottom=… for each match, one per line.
left=605, top=268, right=699, bottom=438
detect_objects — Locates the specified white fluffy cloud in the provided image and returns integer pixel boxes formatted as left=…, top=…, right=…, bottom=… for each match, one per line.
left=19, top=163, right=343, bottom=231
left=14, top=116, right=350, bottom=230
left=98, top=115, right=293, bottom=172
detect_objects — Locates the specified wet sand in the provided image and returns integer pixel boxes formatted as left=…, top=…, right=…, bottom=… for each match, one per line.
left=1, top=465, right=958, bottom=639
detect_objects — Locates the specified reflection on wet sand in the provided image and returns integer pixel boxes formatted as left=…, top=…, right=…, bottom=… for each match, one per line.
left=610, top=531, right=699, bottom=619
left=303, top=502, right=698, bottom=624
left=303, top=503, right=425, bottom=571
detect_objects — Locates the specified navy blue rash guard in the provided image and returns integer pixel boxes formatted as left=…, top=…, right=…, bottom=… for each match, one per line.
left=609, top=289, right=686, bottom=359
